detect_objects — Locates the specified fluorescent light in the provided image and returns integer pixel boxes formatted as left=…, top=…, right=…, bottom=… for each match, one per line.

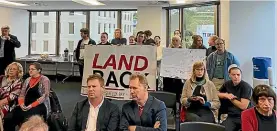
left=0, top=0, right=28, bottom=6
left=176, top=0, right=185, bottom=4
left=72, top=0, right=105, bottom=6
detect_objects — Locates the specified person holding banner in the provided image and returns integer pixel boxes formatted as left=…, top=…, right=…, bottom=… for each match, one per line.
left=181, top=61, right=220, bottom=123
left=120, top=73, right=167, bottom=131
left=135, top=31, right=145, bottom=45
left=189, top=35, right=207, bottom=49
left=68, top=74, right=120, bottom=131
left=111, top=29, right=127, bottom=45
left=98, top=32, right=111, bottom=45
left=75, top=28, right=96, bottom=78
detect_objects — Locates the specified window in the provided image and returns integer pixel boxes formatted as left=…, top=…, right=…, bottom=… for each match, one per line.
left=121, top=11, right=137, bottom=41
left=44, top=12, right=49, bottom=16
left=98, top=23, right=101, bottom=34
left=109, top=24, right=111, bottom=33
left=31, top=40, right=36, bottom=52
left=104, top=11, right=106, bottom=17
left=169, top=9, right=180, bottom=40
left=98, top=11, right=101, bottom=16
left=69, top=22, right=74, bottom=34
left=104, top=23, right=106, bottom=32
left=44, top=22, right=49, bottom=33
left=60, top=11, right=86, bottom=55
left=68, top=41, right=74, bottom=52
left=82, top=11, right=87, bottom=15
left=109, top=11, right=111, bottom=17
left=32, top=12, right=37, bottom=16
left=69, top=11, right=74, bottom=15
left=113, top=24, right=116, bottom=29
left=31, top=12, right=56, bottom=54
left=31, top=23, right=36, bottom=33
left=183, top=6, right=216, bottom=48
left=113, top=11, right=116, bottom=18
left=43, top=40, right=49, bottom=52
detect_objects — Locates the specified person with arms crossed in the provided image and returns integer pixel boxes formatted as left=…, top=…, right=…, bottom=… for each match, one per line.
left=120, top=73, right=167, bottom=131
left=218, top=64, right=253, bottom=131
left=68, top=74, right=120, bottom=131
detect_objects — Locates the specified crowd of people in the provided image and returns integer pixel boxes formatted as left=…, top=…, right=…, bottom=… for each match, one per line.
left=0, top=25, right=276, bottom=131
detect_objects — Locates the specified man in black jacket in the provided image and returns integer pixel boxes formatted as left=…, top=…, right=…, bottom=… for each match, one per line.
left=68, top=74, right=120, bottom=131
left=75, top=28, right=96, bottom=78
left=0, top=26, right=21, bottom=75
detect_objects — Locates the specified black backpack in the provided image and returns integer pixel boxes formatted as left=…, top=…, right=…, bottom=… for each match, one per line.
left=47, top=88, right=68, bottom=131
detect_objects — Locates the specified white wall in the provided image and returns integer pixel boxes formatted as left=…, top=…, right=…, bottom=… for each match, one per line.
left=0, top=6, right=29, bottom=58
left=220, top=1, right=277, bottom=86
left=136, top=6, right=167, bottom=47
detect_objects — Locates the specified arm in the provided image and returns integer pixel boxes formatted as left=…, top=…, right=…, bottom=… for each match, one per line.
left=68, top=103, right=79, bottom=131
left=231, top=98, right=250, bottom=110
left=28, top=77, right=50, bottom=108
left=1, top=80, right=22, bottom=106
left=107, top=105, right=120, bottom=131
left=218, top=84, right=228, bottom=99
left=119, top=106, right=130, bottom=131
left=209, top=82, right=220, bottom=110
left=241, top=110, right=255, bottom=131
left=135, top=102, right=167, bottom=131
left=180, top=81, right=190, bottom=107
left=18, top=79, right=28, bottom=107
left=231, top=83, right=252, bottom=110
left=9, top=35, right=21, bottom=48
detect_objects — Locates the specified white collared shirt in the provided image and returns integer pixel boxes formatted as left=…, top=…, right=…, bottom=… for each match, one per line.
left=86, top=97, right=104, bottom=131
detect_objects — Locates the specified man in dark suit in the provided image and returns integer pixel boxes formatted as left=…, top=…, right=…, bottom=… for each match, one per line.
left=68, top=74, right=120, bottom=131
left=120, top=73, right=167, bottom=131
left=0, top=26, right=21, bottom=75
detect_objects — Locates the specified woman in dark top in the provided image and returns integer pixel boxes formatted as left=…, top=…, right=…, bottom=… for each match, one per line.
left=111, top=29, right=127, bottom=45
left=16, top=62, right=51, bottom=125
left=241, top=85, right=276, bottom=131
left=189, top=35, right=207, bottom=49
left=181, top=61, right=220, bottom=123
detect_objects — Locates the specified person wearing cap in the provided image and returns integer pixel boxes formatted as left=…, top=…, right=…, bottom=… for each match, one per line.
left=0, top=26, right=21, bottom=75
left=241, top=85, right=276, bottom=131
left=206, top=38, right=239, bottom=90
left=218, top=65, right=253, bottom=131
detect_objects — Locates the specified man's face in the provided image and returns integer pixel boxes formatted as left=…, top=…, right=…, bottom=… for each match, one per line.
left=87, top=79, right=103, bottom=99
left=208, top=37, right=215, bottom=46
left=1, top=28, right=9, bottom=36
left=229, top=69, right=242, bottom=85
left=80, top=32, right=88, bottom=39
left=115, top=30, right=121, bottom=38
left=100, top=34, right=108, bottom=43
left=215, top=40, right=225, bottom=52
left=129, top=78, right=146, bottom=101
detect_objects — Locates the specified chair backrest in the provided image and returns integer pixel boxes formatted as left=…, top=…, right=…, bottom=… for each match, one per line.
left=149, top=91, right=176, bottom=108
left=180, top=122, right=225, bottom=131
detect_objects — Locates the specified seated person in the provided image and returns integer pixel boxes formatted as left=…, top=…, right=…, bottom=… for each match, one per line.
left=98, top=32, right=111, bottom=45
left=19, top=115, right=48, bottom=131
left=241, top=85, right=276, bottom=131
left=68, top=74, right=120, bottom=131
left=120, top=73, right=167, bottom=131
left=218, top=64, right=253, bottom=131
left=181, top=61, right=220, bottom=123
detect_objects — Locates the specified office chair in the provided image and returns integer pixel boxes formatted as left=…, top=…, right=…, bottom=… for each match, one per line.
left=180, top=122, right=225, bottom=131
left=150, top=91, right=179, bottom=131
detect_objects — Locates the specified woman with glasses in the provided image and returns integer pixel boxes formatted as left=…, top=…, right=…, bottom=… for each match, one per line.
left=15, top=62, right=50, bottom=127
left=181, top=61, right=220, bottom=123
left=241, top=85, right=276, bottom=131
left=0, top=62, right=23, bottom=131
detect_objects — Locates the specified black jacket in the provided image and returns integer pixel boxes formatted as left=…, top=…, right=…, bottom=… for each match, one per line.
left=68, top=98, right=120, bottom=131
left=1, top=34, right=21, bottom=62
left=75, top=38, right=96, bottom=61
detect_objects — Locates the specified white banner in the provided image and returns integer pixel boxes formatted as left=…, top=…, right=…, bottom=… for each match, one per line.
left=160, top=48, right=206, bottom=79
left=81, top=45, right=157, bottom=100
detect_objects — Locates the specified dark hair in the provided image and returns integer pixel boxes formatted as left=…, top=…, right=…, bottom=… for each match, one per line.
left=174, top=30, right=181, bottom=35
left=253, top=85, right=276, bottom=106
left=136, top=31, right=145, bottom=37
left=101, top=32, right=108, bottom=38
left=154, top=36, right=160, bottom=40
left=87, top=74, right=105, bottom=87
left=80, top=28, right=89, bottom=35
left=30, top=62, right=42, bottom=73
left=144, top=30, right=152, bottom=37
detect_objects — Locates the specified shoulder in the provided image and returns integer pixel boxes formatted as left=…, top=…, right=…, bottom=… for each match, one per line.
left=104, top=99, right=119, bottom=109
left=206, top=80, right=215, bottom=86
left=41, top=75, right=50, bottom=82
left=242, top=107, right=255, bottom=117
left=9, top=34, right=17, bottom=38
left=76, top=98, right=88, bottom=108
left=240, top=80, right=252, bottom=89
left=89, top=39, right=96, bottom=44
left=151, top=96, right=166, bottom=108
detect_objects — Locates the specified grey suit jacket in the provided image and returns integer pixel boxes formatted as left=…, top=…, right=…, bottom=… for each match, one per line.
left=120, top=95, right=167, bottom=131
left=68, top=98, right=120, bottom=131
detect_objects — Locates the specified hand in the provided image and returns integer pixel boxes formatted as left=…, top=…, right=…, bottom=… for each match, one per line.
left=189, top=96, right=198, bottom=101
left=5, top=36, right=10, bottom=40
left=128, top=126, right=136, bottom=131
left=154, top=121, right=160, bottom=128
left=226, top=93, right=237, bottom=100
left=20, top=104, right=27, bottom=111
left=197, top=96, right=205, bottom=104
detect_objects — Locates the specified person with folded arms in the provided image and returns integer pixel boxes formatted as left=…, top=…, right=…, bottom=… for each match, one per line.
left=181, top=61, right=220, bottom=123
left=241, top=85, right=276, bottom=131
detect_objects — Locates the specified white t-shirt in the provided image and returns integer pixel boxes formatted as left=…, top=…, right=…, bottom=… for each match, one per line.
left=79, top=39, right=90, bottom=60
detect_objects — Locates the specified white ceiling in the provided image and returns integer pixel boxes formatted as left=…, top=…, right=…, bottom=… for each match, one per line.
left=2, top=0, right=207, bottom=10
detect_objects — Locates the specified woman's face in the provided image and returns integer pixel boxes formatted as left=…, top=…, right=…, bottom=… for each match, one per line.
left=29, top=65, right=40, bottom=77
left=172, top=38, right=180, bottom=47
left=115, top=30, right=121, bottom=38
left=154, top=37, right=160, bottom=45
left=196, top=37, right=203, bottom=46
left=194, top=66, right=205, bottom=78
left=8, top=64, right=19, bottom=78
left=257, top=96, right=275, bottom=113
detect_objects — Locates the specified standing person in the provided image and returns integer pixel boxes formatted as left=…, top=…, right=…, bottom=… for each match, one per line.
left=206, top=35, right=219, bottom=56
left=0, top=26, right=21, bottom=75
left=98, top=32, right=111, bottom=45
left=189, top=35, right=207, bottom=49
left=75, top=28, right=96, bottom=78
left=144, top=30, right=155, bottom=45
left=128, top=36, right=136, bottom=45
left=134, top=31, right=145, bottom=45
left=111, top=29, right=127, bottom=45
